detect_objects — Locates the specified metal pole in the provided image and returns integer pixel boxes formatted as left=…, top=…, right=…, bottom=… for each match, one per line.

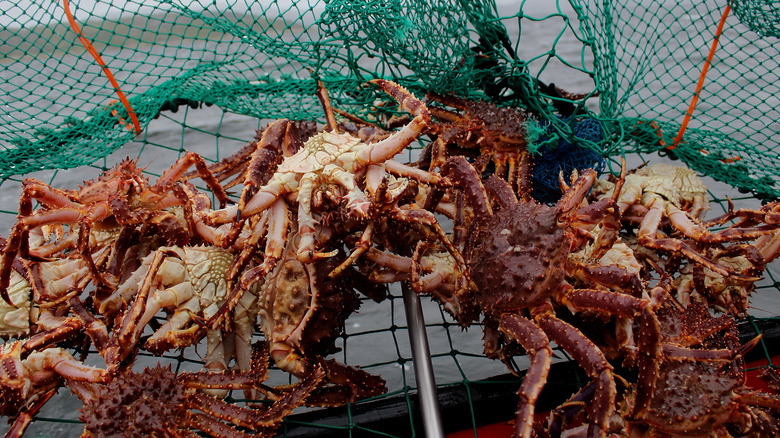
left=402, top=282, right=445, bottom=438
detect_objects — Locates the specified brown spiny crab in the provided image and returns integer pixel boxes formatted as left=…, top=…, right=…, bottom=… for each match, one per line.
left=0, top=152, right=230, bottom=305
left=1, top=340, right=106, bottom=437
left=623, top=356, right=780, bottom=437
left=422, top=92, right=534, bottom=197
left=77, top=343, right=324, bottom=437
left=439, top=156, right=663, bottom=438
left=257, top=227, right=387, bottom=407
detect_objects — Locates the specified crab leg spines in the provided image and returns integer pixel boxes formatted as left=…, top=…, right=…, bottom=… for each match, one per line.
left=227, top=212, right=268, bottom=285
left=556, top=168, right=597, bottom=217
left=441, top=156, right=493, bottom=220
left=328, top=222, right=374, bottom=280
left=387, top=208, right=471, bottom=283
left=516, top=151, right=533, bottom=202
left=498, top=314, right=553, bottom=438
left=187, top=412, right=255, bottom=438
left=637, top=218, right=736, bottom=278
left=560, top=287, right=662, bottom=418
left=209, top=199, right=288, bottom=330
left=356, top=80, right=430, bottom=166
left=483, top=174, right=519, bottom=209
left=104, top=249, right=173, bottom=372
left=535, top=313, right=616, bottom=438
left=154, top=151, right=229, bottom=209
left=19, top=317, right=84, bottom=358
left=316, top=80, right=339, bottom=132
left=756, top=231, right=780, bottom=263
left=238, top=119, right=289, bottom=215
left=4, top=388, right=56, bottom=438
left=67, top=297, right=109, bottom=353
left=296, top=173, right=318, bottom=262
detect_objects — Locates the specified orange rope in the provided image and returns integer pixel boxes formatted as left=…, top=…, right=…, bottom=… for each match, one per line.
left=669, top=4, right=731, bottom=150
left=63, top=0, right=141, bottom=136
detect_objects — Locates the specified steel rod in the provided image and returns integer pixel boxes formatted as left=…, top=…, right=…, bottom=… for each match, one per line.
left=402, top=282, right=444, bottom=438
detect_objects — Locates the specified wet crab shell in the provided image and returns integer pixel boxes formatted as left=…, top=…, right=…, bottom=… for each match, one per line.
left=634, top=361, right=740, bottom=436
left=260, top=245, right=359, bottom=356
left=80, top=365, right=188, bottom=437
left=0, top=269, right=31, bottom=338
left=469, top=201, right=570, bottom=312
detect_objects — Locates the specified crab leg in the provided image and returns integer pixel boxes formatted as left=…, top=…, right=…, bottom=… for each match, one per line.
left=534, top=310, right=616, bottom=438
left=4, top=388, right=57, bottom=438
left=560, top=287, right=661, bottom=417
left=499, top=314, right=553, bottom=438
left=237, top=119, right=290, bottom=214
left=316, top=80, right=339, bottom=132
left=208, top=199, right=288, bottom=330
left=328, top=222, right=374, bottom=279
left=155, top=151, right=230, bottom=208
left=756, top=231, right=780, bottom=263
left=387, top=208, right=471, bottom=283
left=354, top=80, right=430, bottom=167
left=296, top=173, right=337, bottom=263
left=104, top=249, right=173, bottom=372
left=638, top=208, right=742, bottom=278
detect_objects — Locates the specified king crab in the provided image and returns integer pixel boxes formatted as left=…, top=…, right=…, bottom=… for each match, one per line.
left=619, top=305, right=780, bottom=437
left=422, top=92, right=534, bottom=198
left=203, top=79, right=467, bottom=328
left=77, top=343, right=324, bottom=438
left=255, top=227, right=387, bottom=407
left=0, top=152, right=230, bottom=305
left=77, top=244, right=257, bottom=382
left=437, top=156, right=665, bottom=438
left=592, top=163, right=778, bottom=278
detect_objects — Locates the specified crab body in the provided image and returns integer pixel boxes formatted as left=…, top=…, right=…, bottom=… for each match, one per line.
left=258, top=230, right=385, bottom=406
left=470, top=201, right=569, bottom=311
left=79, top=344, right=324, bottom=438
left=423, top=93, right=533, bottom=196
left=99, top=245, right=258, bottom=378
left=432, top=156, right=665, bottom=438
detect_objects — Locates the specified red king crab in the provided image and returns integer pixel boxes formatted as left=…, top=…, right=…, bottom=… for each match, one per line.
left=77, top=343, right=325, bottom=438
left=256, top=227, right=387, bottom=407
left=435, top=156, right=664, bottom=438
left=0, top=152, right=229, bottom=305
left=88, top=245, right=258, bottom=380
left=203, top=79, right=467, bottom=328
left=619, top=300, right=780, bottom=437
left=422, top=92, right=534, bottom=197
left=591, top=163, right=778, bottom=278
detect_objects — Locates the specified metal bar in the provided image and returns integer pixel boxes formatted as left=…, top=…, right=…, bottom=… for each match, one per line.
left=402, top=282, right=444, bottom=438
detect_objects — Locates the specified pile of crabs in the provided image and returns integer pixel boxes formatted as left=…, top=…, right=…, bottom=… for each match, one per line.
left=1, top=79, right=780, bottom=438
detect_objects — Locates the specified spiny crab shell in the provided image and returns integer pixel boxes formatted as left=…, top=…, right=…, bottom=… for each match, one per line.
left=634, top=360, right=740, bottom=436
left=469, top=196, right=573, bottom=312
left=80, top=365, right=188, bottom=436
left=258, top=232, right=359, bottom=373
left=276, top=131, right=362, bottom=174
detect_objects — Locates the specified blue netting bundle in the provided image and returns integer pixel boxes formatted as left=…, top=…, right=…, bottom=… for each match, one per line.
left=531, top=116, right=606, bottom=204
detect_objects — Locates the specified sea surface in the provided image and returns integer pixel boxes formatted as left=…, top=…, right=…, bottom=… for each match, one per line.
left=1, top=1, right=779, bottom=436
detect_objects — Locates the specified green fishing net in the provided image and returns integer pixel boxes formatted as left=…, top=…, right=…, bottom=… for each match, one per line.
left=2, top=0, right=780, bottom=436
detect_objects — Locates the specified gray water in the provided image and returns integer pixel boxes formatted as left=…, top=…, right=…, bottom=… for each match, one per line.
left=2, top=1, right=780, bottom=436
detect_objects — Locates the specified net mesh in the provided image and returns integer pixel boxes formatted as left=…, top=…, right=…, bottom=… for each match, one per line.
left=2, top=0, right=780, bottom=436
